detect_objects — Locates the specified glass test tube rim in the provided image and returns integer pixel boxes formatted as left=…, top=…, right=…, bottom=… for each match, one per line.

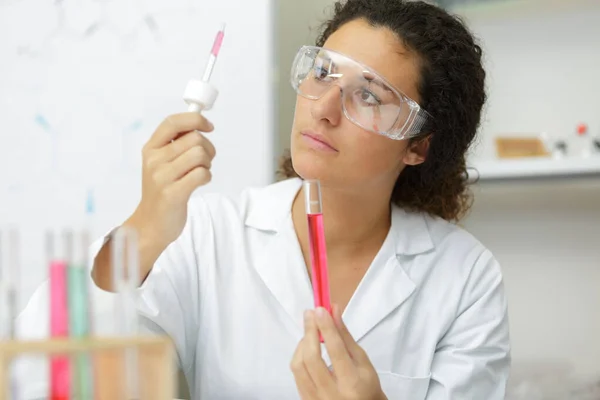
left=303, top=179, right=323, bottom=215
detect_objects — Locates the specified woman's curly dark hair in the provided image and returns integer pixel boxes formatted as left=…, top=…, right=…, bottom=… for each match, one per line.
left=278, top=0, right=486, bottom=222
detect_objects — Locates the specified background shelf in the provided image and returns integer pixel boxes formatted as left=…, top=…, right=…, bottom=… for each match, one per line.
left=468, top=157, right=600, bottom=182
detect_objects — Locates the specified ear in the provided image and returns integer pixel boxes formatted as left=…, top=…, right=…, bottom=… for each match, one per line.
left=402, top=135, right=432, bottom=166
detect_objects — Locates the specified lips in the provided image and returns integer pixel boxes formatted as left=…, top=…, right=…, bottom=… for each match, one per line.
left=300, top=130, right=338, bottom=152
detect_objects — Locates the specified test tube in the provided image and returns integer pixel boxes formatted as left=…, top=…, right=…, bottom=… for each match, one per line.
left=47, top=229, right=71, bottom=400
left=111, top=226, right=140, bottom=336
left=111, top=226, right=140, bottom=399
left=68, top=229, right=94, bottom=399
left=68, top=230, right=92, bottom=338
left=304, top=180, right=332, bottom=317
left=0, top=228, right=22, bottom=400
left=0, top=229, right=4, bottom=340
left=0, top=228, right=19, bottom=341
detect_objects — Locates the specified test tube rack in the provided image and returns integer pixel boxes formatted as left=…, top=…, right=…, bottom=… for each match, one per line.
left=0, top=335, right=175, bottom=400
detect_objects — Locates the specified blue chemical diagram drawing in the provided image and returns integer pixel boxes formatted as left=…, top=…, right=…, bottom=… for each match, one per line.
left=0, top=86, right=148, bottom=193
left=0, top=0, right=207, bottom=62
left=31, top=112, right=145, bottom=184
left=0, top=0, right=219, bottom=222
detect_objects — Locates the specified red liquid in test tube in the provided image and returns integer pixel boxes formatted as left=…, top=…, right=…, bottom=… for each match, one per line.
left=304, top=180, right=332, bottom=342
left=307, top=213, right=331, bottom=310
left=47, top=231, right=71, bottom=400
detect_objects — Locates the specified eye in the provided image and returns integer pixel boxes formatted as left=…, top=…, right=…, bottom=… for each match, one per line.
left=311, top=57, right=335, bottom=82
left=314, top=65, right=330, bottom=81
left=358, top=89, right=381, bottom=106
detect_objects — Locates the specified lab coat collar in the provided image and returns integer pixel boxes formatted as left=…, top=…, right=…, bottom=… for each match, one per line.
left=246, top=178, right=435, bottom=350
left=244, top=177, right=434, bottom=256
left=389, top=205, right=435, bottom=255
left=244, top=177, right=303, bottom=232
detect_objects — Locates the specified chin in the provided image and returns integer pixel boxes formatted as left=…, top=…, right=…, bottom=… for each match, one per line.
left=290, top=147, right=341, bottom=185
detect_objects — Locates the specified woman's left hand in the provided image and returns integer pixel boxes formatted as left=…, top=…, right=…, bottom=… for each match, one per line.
left=290, top=304, right=387, bottom=400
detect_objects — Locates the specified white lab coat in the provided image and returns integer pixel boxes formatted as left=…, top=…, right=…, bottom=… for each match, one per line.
left=15, top=177, right=510, bottom=399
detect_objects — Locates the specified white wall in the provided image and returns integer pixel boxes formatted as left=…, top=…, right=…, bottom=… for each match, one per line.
left=461, top=1, right=600, bottom=161
left=464, top=180, right=600, bottom=381
left=458, top=0, right=600, bottom=389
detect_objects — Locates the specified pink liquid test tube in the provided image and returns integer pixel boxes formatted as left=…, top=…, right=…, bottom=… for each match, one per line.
left=47, top=231, right=70, bottom=400
left=304, top=180, right=332, bottom=331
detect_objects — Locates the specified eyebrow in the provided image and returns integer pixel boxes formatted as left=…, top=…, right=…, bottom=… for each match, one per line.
left=315, top=55, right=336, bottom=75
left=362, top=72, right=393, bottom=93
left=318, top=56, right=395, bottom=93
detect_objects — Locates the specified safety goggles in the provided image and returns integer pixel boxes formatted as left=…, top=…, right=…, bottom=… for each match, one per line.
left=290, top=45, right=433, bottom=140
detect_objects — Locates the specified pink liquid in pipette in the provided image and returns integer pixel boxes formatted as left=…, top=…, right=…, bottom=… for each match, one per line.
left=211, top=29, right=225, bottom=56
left=49, top=260, right=70, bottom=400
left=307, top=213, right=332, bottom=314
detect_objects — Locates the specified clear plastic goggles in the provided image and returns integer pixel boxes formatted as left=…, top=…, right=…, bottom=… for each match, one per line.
left=291, top=45, right=433, bottom=140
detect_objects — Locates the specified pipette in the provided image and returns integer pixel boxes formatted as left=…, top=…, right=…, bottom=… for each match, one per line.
left=304, top=180, right=332, bottom=340
left=183, top=23, right=226, bottom=113
left=203, top=23, right=225, bottom=83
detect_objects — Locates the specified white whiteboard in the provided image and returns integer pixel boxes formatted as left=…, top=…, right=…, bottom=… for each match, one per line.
left=0, top=0, right=276, bottom=310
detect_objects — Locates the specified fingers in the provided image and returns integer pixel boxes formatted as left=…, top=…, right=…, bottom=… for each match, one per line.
left=163, top=131, right=216, bottom=163
left=169, top=166, right=212, bottom=200
left=147, top=137, right=213, bottom=188
left=290, top=339, right=319, bottom=400
left=145, top=112, right=214, bottom=150
left=291, top=311, right=337, bottom=399
left=331, top=304, right=369, bottom=364
left=303, top=310, right=336, bottom=393
left=314, top=307, right=355, bottom=378
left=166, top=145, right=213, bottom=184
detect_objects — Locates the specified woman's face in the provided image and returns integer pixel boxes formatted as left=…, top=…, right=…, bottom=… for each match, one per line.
left=290, top=19, right=427, bottom=191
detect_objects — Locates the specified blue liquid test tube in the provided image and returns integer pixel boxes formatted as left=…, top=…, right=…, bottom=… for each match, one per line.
left=66, top=229, right=95, bottom=399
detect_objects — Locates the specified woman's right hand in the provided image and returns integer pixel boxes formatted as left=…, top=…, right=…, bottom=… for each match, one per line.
left=127, top=111, right=216, bottom=252
left=92, top=112, right=215, bottom=291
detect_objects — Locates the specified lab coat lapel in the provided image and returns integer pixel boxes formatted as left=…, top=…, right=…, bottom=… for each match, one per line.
left=342, top=236, right=416, bottom=346
left=255, top=217, right=314, bottom=335
left=245, top=178, right=312, bottom=336
left=319, top=240, right=416, bottom=367
left=322, top=207, right=434, bottom=366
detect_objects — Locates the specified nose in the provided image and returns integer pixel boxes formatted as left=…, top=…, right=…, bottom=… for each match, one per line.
left=310, top=85, right=343, bottom=127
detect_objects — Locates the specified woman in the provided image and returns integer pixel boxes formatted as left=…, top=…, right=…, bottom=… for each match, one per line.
left=20, top=0, right=510, bottom=398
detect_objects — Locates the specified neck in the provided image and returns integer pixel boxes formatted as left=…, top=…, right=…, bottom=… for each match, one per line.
left=292, top=181, right=392, bottom=258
